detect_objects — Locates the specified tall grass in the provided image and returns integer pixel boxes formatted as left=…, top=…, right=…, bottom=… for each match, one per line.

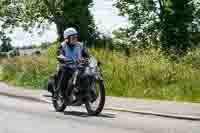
left=1, top=42, right=200, bottom=102
left=90, top=48, right=200, bottom=102
left=1, top=55, right=52, bottom=88
left=0, top=62, right=3, bottom=80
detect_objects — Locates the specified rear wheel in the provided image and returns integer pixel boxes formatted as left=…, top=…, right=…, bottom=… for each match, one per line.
left=85, top=80, right=105, bottom=115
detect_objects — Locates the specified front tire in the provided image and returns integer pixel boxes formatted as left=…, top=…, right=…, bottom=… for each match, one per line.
left=53, top=100, right=67, bottom=112
left=51, top=78, right=67, bottom=112
left=85, top=80, right=105, bottom=115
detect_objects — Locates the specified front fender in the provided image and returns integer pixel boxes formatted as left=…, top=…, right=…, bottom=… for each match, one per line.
left=47, top=79, right=54, bottom=93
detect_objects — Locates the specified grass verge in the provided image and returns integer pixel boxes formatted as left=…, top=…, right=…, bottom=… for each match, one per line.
left=1, top=42, right=200, bottom=102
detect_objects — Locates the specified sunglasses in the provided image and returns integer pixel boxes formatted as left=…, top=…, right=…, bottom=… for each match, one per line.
left=72, top=35, right=78, bottom=38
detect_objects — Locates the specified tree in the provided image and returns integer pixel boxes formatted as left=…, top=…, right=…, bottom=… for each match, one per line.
left=0, top=0, right=96, bottom=43
left=115, top=0, right=163, bottom=46
left=0, top=0, right=15, bottom=48
left=0, top=31, right=13, bottom=52
left=62, top=0, right=96, bottom=43
left=160, top=0, right=194, bottom=56
left=190, top=0, right=200, bottom=32
left=115, top=0, right=200, bottom=55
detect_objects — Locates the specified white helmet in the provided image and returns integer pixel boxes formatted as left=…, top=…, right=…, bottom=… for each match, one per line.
left=63, top=27, right=78, bottom=39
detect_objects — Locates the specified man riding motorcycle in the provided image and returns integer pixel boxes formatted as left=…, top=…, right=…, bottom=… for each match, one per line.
left=56, top=27, right=90, bottom=100
left=47, top=27, right=105, bottom=114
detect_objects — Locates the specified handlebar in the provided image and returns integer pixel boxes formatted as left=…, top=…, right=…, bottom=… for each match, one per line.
left=57, top=55, right=89, bottom=66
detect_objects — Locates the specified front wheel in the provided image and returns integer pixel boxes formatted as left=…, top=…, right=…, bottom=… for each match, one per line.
left=51, top=79, right=67, bottom=112
left=85, top=80, right=105, bottom=115
left=52, top=95, right=67, bottom=112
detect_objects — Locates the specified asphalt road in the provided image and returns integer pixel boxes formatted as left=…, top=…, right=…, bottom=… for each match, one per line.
left=0, top=95, right=199, bottom=133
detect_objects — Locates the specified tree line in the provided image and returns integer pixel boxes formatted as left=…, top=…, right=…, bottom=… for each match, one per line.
left=0, top=0, right=200, bottom=57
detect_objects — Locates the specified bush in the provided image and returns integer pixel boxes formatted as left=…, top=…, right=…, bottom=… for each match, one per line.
left=1, top=55, right=54, bottom=89
left=1, top=42, right=200, bottom=102
left=90, top=48, right=200, bottom=102
left=182, top=48, right=200, bottom=69
left=0, top=52, right=8, bottom=58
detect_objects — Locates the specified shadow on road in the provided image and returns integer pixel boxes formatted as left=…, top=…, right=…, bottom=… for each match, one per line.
left=64, top=111, right=116, bottom=119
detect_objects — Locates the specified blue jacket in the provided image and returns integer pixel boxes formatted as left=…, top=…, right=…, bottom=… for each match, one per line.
left=57, top=42, right=89, bottom=68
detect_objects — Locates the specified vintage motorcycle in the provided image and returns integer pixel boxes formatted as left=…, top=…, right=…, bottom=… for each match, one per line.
left=47, top=56, right=105, bottom=115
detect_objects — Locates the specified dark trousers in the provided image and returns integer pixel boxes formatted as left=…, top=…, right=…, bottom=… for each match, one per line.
left=57, top=68, right=74, bottom=97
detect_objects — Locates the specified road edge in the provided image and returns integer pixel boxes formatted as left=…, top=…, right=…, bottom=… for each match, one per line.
left=1, top=91, right=200, bottom=121
left=0, top=91, right=49, bottom=104
left=104, top=107, right=200, bottom=121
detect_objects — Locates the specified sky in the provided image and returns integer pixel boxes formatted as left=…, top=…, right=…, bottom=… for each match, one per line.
left=2, top=0, right=128, bottom=47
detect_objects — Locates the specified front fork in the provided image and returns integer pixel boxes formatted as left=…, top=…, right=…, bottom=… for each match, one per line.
left=72, top=70, right=79, bottom=86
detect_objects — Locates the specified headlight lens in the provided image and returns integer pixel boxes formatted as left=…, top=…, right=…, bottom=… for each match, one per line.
left=89, top=57, right=98, bottom=68
left=90, top=67, right=97, bottom=74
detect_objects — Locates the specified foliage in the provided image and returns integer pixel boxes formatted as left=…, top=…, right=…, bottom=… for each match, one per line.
left=115, top=0, right=200, bottom=55
left=1, top=42, right=200, bottom=102
left=160, top=0, right=194, bottom=56
left=0, top=52, right=7, bottom=58
left=115, top=0, right=163, bottom=44
left=0, top=0, right=96, bottom=43
left=0, top=31, right=13, bottom=52
left=90, top=47, right=200, bottom=102
left=1, top=55, right=53, bottom=88
left=190, top=0, right=200, bottom=32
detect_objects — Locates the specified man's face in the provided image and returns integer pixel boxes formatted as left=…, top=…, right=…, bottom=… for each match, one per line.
left=69, top=35, right=78, bottom=45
